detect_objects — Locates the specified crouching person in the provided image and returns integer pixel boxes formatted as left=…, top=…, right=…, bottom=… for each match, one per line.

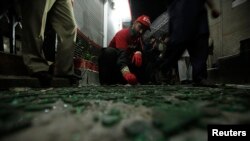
left=98, top=15, right=151, bottom=85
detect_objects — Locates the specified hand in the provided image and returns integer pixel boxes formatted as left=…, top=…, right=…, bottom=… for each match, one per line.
left=123, top=72, right=138, bottom=85
left=211, top=9, right=220, bottom=19
left=132, top=51, right=142, bottom=67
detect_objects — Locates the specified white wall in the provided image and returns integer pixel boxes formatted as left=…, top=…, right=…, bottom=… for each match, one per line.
left=103, top=0, right=131, bottom=47
left=208, top=0, right=250, bottom=66
left=73, top=0, right=131, bottom=47
left=73, top=0, right=104, bottom=46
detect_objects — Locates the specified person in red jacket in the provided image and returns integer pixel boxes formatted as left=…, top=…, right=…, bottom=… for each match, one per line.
left=98, top=15, right=151, bottom=85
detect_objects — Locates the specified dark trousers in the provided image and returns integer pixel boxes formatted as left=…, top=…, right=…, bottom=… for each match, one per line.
left=160, top=35, right=209, bottom=83
left=0, top=33, right=3, bottom=51
left=143, top=50, right=161, bottom=84
left=98, top=47, right=126, bottom=85
left=42, top=21, right=56, bottom=62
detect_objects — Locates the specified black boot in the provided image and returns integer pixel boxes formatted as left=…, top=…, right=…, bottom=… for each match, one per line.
left=31, top=71, right=52, bottom=88
left=193, top=79, right=217, bottom=88
left=55, top=74, right=81, bottom=86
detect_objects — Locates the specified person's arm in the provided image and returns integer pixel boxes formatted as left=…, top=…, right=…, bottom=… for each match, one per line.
left=117, top=48, right=138, bottom=85
left=206, top=0, right=220, bottom=18
left=117, top=49, right=130, bottom=70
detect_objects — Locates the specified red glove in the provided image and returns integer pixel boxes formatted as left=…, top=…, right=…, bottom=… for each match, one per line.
left=123, top=72, right=138, bottom=85
left=132, top=51, right=142, bottom=67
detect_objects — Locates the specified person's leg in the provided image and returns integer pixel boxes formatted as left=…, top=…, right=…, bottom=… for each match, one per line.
left=43, top=21, right=56, bottom=62
left=49, top=0, right=77, bottom=76
left=185, top=57, right=193, bottom=81
left=0, top=32, right=3, bottom=52
left=160, top=42, right=187, bottom=80
left=178, top=58, right=187, bottom=82
left=21, top=0, right=55, bottom=73
left=98, top=47, right=124, bottom=85
left=188, top=35, right=209, bottom=83
left=21, top=0, right=57, bottom=87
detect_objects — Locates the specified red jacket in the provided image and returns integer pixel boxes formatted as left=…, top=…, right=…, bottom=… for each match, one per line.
left=108, top=28, right=144, bottom=70
left=109, top=28, right=143, bottom=51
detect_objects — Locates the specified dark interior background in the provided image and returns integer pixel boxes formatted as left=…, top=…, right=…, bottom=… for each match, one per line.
left=129, top=0, right=170, bottom=22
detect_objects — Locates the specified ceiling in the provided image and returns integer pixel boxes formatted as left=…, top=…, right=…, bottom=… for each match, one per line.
left=128, top=0, right=170, bottom=23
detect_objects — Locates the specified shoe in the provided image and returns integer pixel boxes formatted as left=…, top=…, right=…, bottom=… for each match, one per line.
left=55, top=74, right=81, bottom=86
left=180, top=80, right=192, bottom=85
left=193, top=79, right=218, bottom=88
left=31, top=71, right=52, bottom=88
left=68, top=74, right=82, bottom=86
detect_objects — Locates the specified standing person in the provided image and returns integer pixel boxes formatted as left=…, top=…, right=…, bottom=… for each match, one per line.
left=20, top=0, right=77, bottom=87
left=143, top=36, right=160, bottom=84
left=98, top=15, right=151, bottom=85
left=160, top=0, right=220, bottom=87
left=178, top=49, right=192, bottom=84
left=158, top=33, right=169, bottom=59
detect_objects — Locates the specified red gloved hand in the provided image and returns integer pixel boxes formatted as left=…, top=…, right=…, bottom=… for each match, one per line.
left=121, top=66, right=138, bottom=85
left=132, top=51, right=142, bottom=67
left=123, top=72, right=138, bottom=85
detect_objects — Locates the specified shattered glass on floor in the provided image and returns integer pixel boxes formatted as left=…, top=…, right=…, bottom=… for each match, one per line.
left=0, top=85, right=250, bottom=141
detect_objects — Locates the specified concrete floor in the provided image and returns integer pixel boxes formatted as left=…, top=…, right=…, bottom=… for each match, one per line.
left=0, top=85, right=250, bottom=141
